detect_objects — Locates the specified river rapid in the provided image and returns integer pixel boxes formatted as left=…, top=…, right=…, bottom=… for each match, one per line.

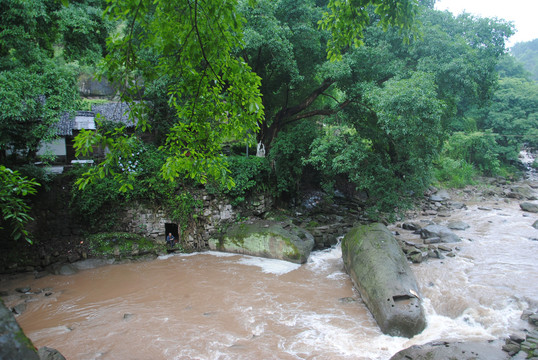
left=2, top=188, right=538, bottom=359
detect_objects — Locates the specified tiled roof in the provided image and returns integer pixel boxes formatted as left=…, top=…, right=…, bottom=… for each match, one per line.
left=55, top=112, right=76, bottom=136
left=54, top=103, right=137, bottom=136
left=92, top=102, right=137, bottom=127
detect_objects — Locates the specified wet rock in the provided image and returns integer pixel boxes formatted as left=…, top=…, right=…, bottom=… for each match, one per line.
left=510, top=333, right=527, bottom=344
left=447, top=221, right=470, bottom=230
left=342, top=223, right=426, bottom=338
left=208, top=220, right=314, bottom=264
left=478, top=206, right=492, bottom=211
left=48, top=263, right=78, bottom=276
left=402, top=222, right=421, bottom=231
left=451, top=201, right=467, bottom=210
left=520, top=202, right=538, bottom=213
left=390, top=340, right=510, bottom=360
left=37, top=346, right=66, bottom=360
left=508, top=185, right=538, bottom=200
left=533, top=220, right=538, bottom=229
left=420, top=224, right=461, bottom=243
left=34, top=271, right=49, bottom=279
left=437, top=244, right=452, bottom=252
left=72, top=258, right=115, bottom=270
left=408, top=250, right=424, bottom=263
left=502, top=342, right=521, bottom=356
left=429, top=189, right=451, bottom=202
left=0, top=301, right=40, bottom=359
left=338, top=297, right=357, bottom=303
left=423, top=237, right=441, bottom=245
left=15, top=287, right=31, bottom=294
left=11, top=303, right=27, bottom=315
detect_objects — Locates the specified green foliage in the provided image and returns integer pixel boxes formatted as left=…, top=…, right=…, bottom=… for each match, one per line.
left=511, top=39, right=538, bottom=81
left=433, top=156, right=476, bottom=188
left=78, top=98, right=110, bottom=112
left=167, top=193, right=203, bottom=233
left=69, top=165, right=123, bottom=229
left=0, top=0, right=111, bottom=159
left=0, top=165, right=40, bottom=243
left=269, top=120, right=320, bottom=196
left=70, top=141, right=203, bottom=232
left=54, top=0, right=113, bottom=66
left=442, top=132, right=502, bottom=176
left=306, top=72, right=444, bottom=214
left=210, top=155, right=271, bottom=205
left=319, top=0, right=420, bottom=61
left=86, top=232, right=160, bottom=257
left=76, top=0, right=265, bottom=192
left=480, top=77, right=538, bottom=155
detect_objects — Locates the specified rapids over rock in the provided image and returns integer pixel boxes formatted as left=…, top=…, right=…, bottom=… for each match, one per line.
left=1, top=163, right=538, bottom=359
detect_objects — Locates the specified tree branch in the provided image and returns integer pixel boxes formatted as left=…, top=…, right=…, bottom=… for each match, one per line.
left=276, top=77, right=335, bottom=120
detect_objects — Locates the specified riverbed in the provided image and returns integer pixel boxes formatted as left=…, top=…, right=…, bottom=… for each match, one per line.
left=1, top=193, right=537, bottom=359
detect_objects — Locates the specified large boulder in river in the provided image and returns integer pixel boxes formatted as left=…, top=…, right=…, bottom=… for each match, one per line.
left=0, top=300, right=39, bottom=360
left=520, top=202, right=538, bottom=213
left=420, top=224, right=461, bottom=243
left=208, top=220, right=314, bottom=263
left=507, top=185, right=537, bottom=200
left=342, top=223, right=426, bottom=338
left=390, top=340, right=510, bottom=360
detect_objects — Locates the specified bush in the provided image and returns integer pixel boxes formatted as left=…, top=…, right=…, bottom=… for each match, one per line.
left=443, top=132, right=502, bottom=176
left=433, top=156, right=477, bottom=188
left=210, top=155, right=271, bottom=205
left=269, top=120, right=320, bottom=196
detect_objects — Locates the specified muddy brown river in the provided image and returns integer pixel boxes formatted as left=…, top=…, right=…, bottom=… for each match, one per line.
left=2, top=194, right=537, bottom=359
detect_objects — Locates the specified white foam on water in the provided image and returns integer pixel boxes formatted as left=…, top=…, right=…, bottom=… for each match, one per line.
left=306, top=239, right=343, bottom=270
left=236, top=255, right=301, bottom=275
left=157, top=253, right=175, bottom=260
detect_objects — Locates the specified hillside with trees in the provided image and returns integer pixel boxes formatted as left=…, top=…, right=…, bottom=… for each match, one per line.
left=511, top=39, right=538, bottom=81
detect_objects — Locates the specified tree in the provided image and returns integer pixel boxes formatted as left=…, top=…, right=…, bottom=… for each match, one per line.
left=0, top=0, right=111, bottom=241
left=511, top=39, right=538, bottom=81
left=74, top=0, right=421, bottom=191
left=0, top=0, right=111, bottom=160
left=0, top=166, right=39, bottom=243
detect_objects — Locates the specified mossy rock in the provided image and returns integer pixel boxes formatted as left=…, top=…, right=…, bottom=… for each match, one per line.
left=0, top=300, right=39, bottom=360
left=86, top=232, right=164, bottom=258
left=342, top=223, right=426, bottom=338
left=209, top=220, right=314, bottom=263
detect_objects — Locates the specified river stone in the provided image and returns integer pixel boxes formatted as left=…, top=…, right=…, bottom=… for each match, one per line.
left=49, top=263, right=78, bottom=276
left=520, top=202, right=538, bottom=213
left=37, top=346, right=66, bottom=360
left=420, top=224, right=461, bottom=243
left=390, top=341, right=510, bottom=360
left=402, top=222, right=421, bottom=231
left=447, top=221, right=470, bottom=230
left=208, top=220, right=314, bottom=263
left=0, top=300, right=39, bottom=360
left=429, top=189, right=451, bottom=202
left=508, top=185, right=537, bottom=200
left=533, top=220, right=538, bottom=229
left=342, top=223, right=426, bottom=338
left=72, top=258, right=115, bottom=270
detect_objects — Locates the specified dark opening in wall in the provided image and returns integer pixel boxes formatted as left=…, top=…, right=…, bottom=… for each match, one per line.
left=164, top=223, right=179, bottom=245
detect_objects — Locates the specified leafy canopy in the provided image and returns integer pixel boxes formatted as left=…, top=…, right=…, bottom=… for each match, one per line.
left=74, top=0, right=422, bottom=191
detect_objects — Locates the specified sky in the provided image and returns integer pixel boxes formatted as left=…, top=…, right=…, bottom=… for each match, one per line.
left=435, top=0, right=538, bottom=47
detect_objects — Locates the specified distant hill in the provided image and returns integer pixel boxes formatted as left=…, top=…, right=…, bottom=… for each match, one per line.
left=511, top=39, right=538, bottom=81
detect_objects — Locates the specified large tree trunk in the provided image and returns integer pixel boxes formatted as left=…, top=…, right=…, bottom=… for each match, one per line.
left=257, top=78, right=337, bottom=152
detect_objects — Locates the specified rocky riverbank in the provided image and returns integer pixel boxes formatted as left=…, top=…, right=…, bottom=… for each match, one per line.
left=1, top=173, right=538, bottom=359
